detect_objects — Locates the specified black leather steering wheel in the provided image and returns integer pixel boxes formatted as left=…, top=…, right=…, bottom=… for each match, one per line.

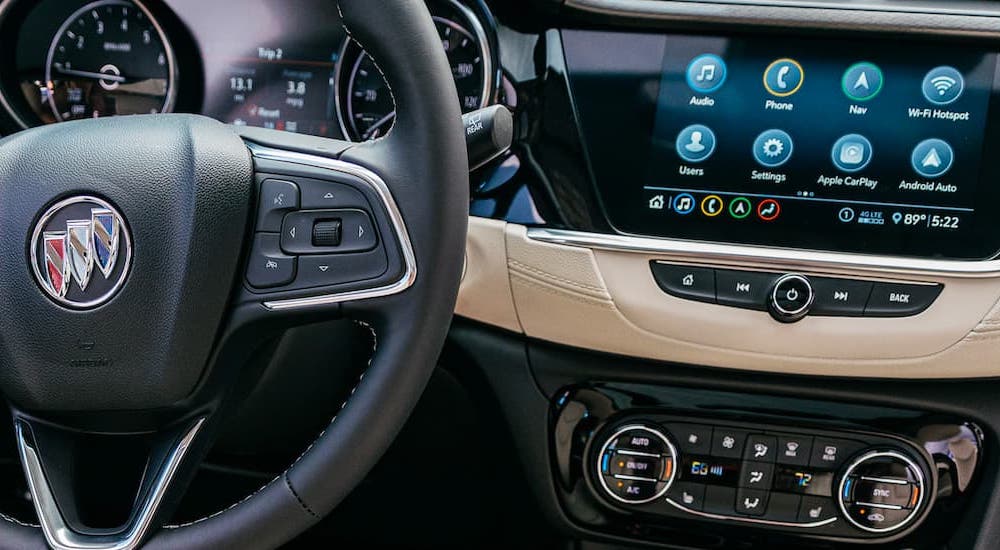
left=0, top=1, right=468, bottom=548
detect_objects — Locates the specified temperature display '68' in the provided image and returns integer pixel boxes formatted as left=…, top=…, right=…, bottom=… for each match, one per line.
left=44, top=0, right=175, bottom=121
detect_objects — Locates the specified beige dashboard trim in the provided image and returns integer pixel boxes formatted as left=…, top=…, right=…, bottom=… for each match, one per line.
left=455, top=218, right=1000, bottom=379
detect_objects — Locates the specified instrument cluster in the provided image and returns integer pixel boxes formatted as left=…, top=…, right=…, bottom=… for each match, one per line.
left=0, top=0, right=500, bottom=141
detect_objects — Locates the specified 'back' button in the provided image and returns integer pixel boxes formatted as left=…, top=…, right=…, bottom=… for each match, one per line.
left=864, top=283, right=942, bottom=317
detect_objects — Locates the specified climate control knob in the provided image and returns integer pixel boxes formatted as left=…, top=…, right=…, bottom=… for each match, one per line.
left=837, top=450, right=927, bottom=534
left=595, top=424, right=677, bottom=504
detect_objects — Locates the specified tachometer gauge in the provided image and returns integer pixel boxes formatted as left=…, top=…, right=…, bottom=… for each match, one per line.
left=337, top=0, right=495, bottom=141
left=45, top=0, right=175, bottom=121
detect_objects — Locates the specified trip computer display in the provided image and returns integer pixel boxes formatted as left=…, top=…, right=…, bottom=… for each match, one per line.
left=564, top=31, right=1000, bottom=260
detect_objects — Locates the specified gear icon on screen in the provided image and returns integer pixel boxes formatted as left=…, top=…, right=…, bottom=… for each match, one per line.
left=762, top=138, right=784, bottom=157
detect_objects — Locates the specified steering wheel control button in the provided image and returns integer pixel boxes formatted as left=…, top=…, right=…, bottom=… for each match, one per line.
left=296, top=177, right=369, bottom=210
left=650, top=263, right=716, bottom=304
left=810, top=278, right=874, bottom=316
left=676, top=124, right=717, bottom=163
left=686, top=54, right=727, bottom=93
left=596, top=426, right=677, bottom=505
left=863, top=283, right=942, bottom=317
left=312, top=220, right=343, bottom=247
left=246, top=234, right=296, bottom=289
left=838, top=450, right=927, bottom=533
left=763, top=58, right=804, bottom=97
left=257, top=179, right=299, bottom=232
left=842, top=62, right=884, bottom=102
left=769, top=274, right=814, bottom=323
left=715, top=270, right=778, bottom=311
left=753, top=129, right=793, bottom=168
left=922, top=66, right=964, bottom=105
left=911, top=138, right=954, bottom=178
left=293, top=249, right=389, bottom=290
left=281, top=209, right=378, bottom=255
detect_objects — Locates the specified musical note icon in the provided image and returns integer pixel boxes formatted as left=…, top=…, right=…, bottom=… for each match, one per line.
left=696, top=64, right=716, bottom=82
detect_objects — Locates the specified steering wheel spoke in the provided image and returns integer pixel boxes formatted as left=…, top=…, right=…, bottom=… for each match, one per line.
left=14, top=416, right=210, bottom=550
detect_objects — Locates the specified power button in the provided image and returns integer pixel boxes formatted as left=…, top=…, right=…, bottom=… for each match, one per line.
left=769, top=274, right=814, bottom=323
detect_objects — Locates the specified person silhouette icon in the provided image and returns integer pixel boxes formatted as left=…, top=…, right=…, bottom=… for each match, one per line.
left=675, top=124, right=716, bottom=162
left=685, top=131, right=706, bottom=153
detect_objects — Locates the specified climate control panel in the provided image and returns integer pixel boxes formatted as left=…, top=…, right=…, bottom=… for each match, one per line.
left=588, top=418, right=933, bottom=540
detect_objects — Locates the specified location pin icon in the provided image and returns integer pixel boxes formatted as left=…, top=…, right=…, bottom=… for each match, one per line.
left=892, top=212, right=903, bottom=224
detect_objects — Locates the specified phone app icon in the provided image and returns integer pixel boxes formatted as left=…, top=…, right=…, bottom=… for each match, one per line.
left=831, top=134, right=873, bottom=172
left=701, top=195, right=724, bottom=217
left=763, top=58, right=804, bottom=97
left=686, top=54, right=727, bottom=93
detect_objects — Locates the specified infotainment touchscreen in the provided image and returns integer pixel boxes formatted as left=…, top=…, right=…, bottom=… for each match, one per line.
left=563, top=30, right=1000, bottom=259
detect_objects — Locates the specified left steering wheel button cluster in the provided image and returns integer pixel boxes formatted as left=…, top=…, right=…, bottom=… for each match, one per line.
left=248, top=174, right=385, bottom=291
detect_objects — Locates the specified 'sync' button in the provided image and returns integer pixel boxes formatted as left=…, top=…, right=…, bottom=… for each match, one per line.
left=650, top=263, right=716, bottom=304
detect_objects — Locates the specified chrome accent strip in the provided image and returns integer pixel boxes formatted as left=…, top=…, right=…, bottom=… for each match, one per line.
left=16, top=418, right=205, bottom=550
left=615, top=449, right=659, bottom=458
left=854, top=502, right=904, bottom=510
left=859, top=475, right=910, bottom=485
left=246, top=143, right=417, bottom=310
left=665, top=498, right=839, bottom=528
left=563, top=0, right=1000, bottom=21
left=612, top=474, right=658, bottom=482
left=837, top=450, right=926, bottom=534
left=527, top=228, right=1000, bottom=278
left=595, top=425, right=676, bottom=505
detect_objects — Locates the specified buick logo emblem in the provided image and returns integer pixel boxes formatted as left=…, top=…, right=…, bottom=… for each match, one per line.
left=30, top=196, right=132, bottom=308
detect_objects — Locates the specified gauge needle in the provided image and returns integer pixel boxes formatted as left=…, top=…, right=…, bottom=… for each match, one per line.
left=362, top=110, right=396, bottom=140
left=54, top=67, right=127, bottom=83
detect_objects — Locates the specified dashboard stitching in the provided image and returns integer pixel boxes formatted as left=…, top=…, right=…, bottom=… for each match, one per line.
left=508, top=260, right=607, bottom=294
left=510, top=271, right=615, bottom=308
left=282, top=473, right=319, bottom=519
left=163, top=320, right=377, bottom=530
left=336, top=2, right=397, bottom=143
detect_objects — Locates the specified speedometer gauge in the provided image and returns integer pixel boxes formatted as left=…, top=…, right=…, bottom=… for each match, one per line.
left=337, top=0, right=495, bottom=141
left=45, top=0, right=175, bottom=121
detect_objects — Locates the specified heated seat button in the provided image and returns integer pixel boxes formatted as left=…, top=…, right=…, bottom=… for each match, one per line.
left=716, top=270, right=779, bottom=310
left=798, top=496, right=836, bottom=523
left=810, top=277, right=873, bottom=316
left=246, top=234, right=295, bottom=289
left=668, top=482, right=706, bottom=511
left=650, top=262, right=715, bottom=304
left=864, top=283, right=942, bottom=317
left=257, top=179, right=299, bottom=232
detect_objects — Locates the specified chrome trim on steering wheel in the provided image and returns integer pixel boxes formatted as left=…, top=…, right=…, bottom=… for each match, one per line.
left=16, top=417, right=205, bottom=550
left=246, top=143, right=418, bottom=310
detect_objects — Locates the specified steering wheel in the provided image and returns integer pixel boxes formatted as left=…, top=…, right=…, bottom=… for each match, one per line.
left=0, top=1, right=468, bottom=548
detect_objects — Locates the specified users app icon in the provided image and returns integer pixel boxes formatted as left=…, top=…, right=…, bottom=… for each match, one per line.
left=911, top=138, right=954, bottom=178
left=922, top=66, right=964, bottom=105
left=831, top=134, right=873, bottom=172
left=753, top=129, right=793, bottom=168
left=686, top=54, right=727, bottom=93
left=763, top=58, right=804, bottom=97
left=676, top=124, right=716, bottom=163
left=842, top=62, right=883, bottom=102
